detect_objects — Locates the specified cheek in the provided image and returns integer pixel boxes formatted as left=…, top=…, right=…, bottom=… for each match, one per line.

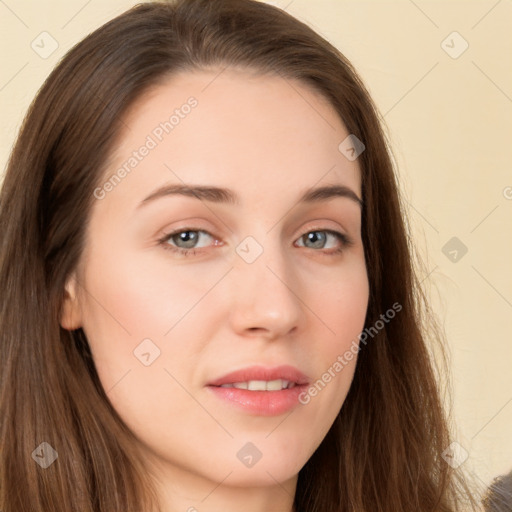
left=294, top=258, right=368, bottom=411
left=77, top=251, right=212, bottom=445
left=308, top=257, right=369, bottom=347
left=80, top=244, right=217, bottom=339
left=77, top=243, right=234, bottom=399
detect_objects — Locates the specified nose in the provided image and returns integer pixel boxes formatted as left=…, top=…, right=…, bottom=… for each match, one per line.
left=227, top=238, right=304, bottom=340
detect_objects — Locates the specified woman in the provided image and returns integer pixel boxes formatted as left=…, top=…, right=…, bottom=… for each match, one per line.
left=0, top=0, right=478, bottom=510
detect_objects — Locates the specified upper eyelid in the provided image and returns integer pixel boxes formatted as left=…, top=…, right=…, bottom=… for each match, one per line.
left=162, top=228, right=216, bottom=240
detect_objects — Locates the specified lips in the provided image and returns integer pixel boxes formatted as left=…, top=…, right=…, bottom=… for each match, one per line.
left=205, top=364, right=310, bottom=416
left=207, top=364, right=310, bottom=387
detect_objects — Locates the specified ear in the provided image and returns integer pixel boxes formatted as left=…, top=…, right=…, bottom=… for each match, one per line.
left=60, top=273, right=82, bottom=330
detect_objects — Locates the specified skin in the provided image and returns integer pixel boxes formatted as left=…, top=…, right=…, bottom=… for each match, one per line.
left=61, top=67, right=369, bottom=512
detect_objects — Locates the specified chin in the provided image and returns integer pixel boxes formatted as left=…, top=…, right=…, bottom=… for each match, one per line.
left=214, top=438, right=311, bottom=486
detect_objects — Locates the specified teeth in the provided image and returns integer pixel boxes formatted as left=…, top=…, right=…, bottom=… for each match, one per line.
left=219, top=379, right=292, bottom=391
left=265, top=379, right=285, bottom=391
left=248, top=380, right=268, bottom=391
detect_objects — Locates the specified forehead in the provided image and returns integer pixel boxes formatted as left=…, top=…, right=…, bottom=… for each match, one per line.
left=100, top=67, right=362, bottom=211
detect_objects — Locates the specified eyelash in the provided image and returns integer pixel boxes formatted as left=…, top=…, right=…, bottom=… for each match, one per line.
left=157, top=227, right=354, bottom=257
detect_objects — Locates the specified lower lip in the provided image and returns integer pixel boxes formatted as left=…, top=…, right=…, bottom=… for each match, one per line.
left=206, top=385, right=308, bottom=416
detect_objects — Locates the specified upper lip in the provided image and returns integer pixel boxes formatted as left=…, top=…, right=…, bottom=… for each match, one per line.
left=207, top=365, right=309, bottom=387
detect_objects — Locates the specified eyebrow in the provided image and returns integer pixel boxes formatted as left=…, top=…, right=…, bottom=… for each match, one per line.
left=137, top=183, right=363, bottom=209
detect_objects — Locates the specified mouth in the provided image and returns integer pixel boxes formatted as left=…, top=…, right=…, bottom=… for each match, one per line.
left=206, top=365, right=310, bottom=416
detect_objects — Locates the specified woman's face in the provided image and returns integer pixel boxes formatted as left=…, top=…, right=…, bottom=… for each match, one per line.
left=62, top=68, right=369, bottom=499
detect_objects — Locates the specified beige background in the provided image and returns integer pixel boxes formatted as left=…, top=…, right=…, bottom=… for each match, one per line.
left=1, top=0, right=511, bottom=497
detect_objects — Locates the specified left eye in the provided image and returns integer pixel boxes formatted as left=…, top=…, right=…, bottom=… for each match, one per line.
left=295, top=230, right=348, bottom=250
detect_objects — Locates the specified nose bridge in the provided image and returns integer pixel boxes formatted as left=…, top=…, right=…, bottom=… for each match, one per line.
left=228, top=233, right=303, bottom=337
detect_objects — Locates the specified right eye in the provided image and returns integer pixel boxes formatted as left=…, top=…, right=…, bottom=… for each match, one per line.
left=158, top=228, right=222, bottom=257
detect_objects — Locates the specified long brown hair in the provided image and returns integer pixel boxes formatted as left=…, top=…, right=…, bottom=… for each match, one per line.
left=0, top=1, right=477, bottom=510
